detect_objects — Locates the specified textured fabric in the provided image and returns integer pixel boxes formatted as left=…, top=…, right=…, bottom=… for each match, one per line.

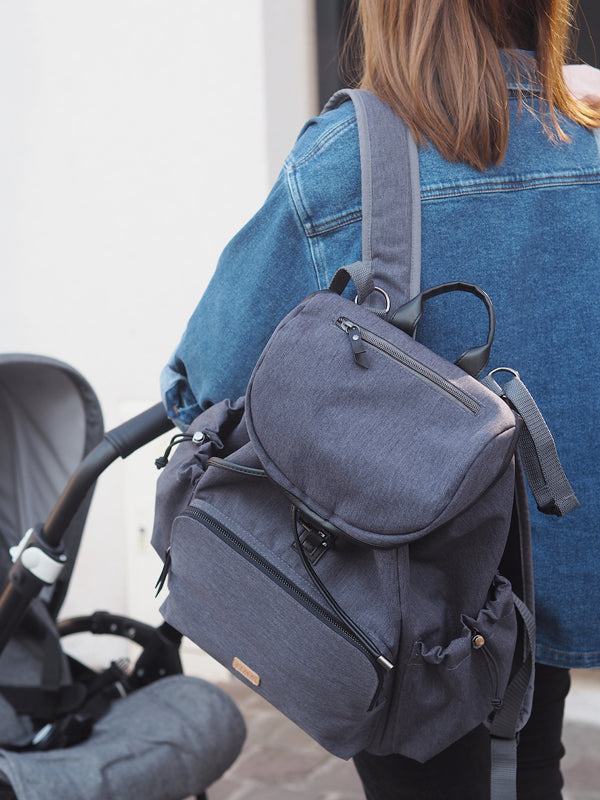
left=161, top=52, right=600, bottom=667
left=354, top=725, right=492, bottom=800
left=152, top=404, right=522, bottom=760
left=0, top=355, right=104, bottom=614
left=324, top=89, right=421, bottom=307
left=153, top=90, right=537, bottom=764
left=246, top=289, right=519, bottom=542
left=516, top=665, right=570, bottom=800
left=0, top=602, right=74, bottom=744
left=0, top=356, right=105, bottom=742
left=0, top=676, right=246, bottom=800
left=352, top=664, right=569, bottom=800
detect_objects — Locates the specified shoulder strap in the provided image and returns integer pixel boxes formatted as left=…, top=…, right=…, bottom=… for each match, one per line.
left=323, top=89, right=421, bottom=312
left=481, top=373, right=579, bottom=516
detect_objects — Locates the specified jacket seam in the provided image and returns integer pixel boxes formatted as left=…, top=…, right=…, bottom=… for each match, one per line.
left=288, top=113, right=358, bottom=169
left=285, top=162, right=329, bottom=290
left=422, top=173, right=600, bottom=201
left=303, top=210, right=362, bottom=238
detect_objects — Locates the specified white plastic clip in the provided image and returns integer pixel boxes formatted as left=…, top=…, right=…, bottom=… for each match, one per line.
left=9, top=528, right=35, bottom=564
left=9, top=528, right=66, bottom=585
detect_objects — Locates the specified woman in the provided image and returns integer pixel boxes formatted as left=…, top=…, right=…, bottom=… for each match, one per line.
left=161, top=1, right=600, bottom=797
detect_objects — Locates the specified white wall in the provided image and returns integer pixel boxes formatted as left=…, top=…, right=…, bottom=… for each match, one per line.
left=0, top=0, right=317, bottom=670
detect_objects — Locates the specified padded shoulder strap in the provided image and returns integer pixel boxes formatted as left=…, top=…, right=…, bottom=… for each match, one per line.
left=323, top=89, right=421, bottom=311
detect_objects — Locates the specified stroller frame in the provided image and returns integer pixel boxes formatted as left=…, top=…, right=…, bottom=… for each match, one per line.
left=0, top=402, right=173, bottom=655
left=0, top=359, right=245, bottom=800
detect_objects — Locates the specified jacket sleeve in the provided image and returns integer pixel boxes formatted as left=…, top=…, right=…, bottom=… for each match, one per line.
left=160, top=165, right=321, bottom=427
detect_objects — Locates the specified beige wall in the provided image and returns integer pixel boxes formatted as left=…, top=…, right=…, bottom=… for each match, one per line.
left=0, top=0, right=317, bottom=671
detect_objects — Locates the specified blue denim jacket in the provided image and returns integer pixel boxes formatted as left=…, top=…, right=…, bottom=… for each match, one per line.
left=162, top=54, right=600, bottom=668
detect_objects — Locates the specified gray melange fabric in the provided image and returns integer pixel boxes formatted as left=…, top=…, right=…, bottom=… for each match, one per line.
left=0, top=676, right=246, bottom=800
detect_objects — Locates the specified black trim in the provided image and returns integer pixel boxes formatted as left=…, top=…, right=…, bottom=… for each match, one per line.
left=575, top=1, right=599, bottom=68
left=315, top=0, right=357, bottom=108
left=314, top=1, right=599, bottom=82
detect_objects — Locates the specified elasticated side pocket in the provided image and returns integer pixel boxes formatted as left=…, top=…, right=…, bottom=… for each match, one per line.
left=390, top=575, right=517, bottom=762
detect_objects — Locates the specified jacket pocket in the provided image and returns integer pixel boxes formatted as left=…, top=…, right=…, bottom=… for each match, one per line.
left=391, top=575, right=517, bottom=762
left=160, top=499, right=390, bottom=759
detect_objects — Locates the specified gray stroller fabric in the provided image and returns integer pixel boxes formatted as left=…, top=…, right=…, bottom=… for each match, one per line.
left=0, top=354, right=104, bottom=615
left=0, top=601, right=74, bottom=743
left=0, top=356, right=246, bottom=798
left=0, top=355, right=104, bottom=744
left=0, top=676, right=246, bottom=800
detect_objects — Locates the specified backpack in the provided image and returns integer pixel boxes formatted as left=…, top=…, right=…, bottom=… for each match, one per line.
left=151, top=90, right=578, bottom=799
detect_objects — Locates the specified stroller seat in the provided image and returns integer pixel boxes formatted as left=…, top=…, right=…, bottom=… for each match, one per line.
left=0, top=355, right=246, bottom=799
left=0, top=675, right=245, bottom=800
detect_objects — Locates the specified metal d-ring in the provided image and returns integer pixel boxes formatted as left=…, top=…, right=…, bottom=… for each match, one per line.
left=355, top=286, right=391, bottom=314
left=488, top=367, right=521, bottom=381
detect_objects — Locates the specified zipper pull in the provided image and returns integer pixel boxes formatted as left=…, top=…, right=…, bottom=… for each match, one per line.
left=346, top=325, right=369, bottom=369
left=154, top=547, right=171, bottom=597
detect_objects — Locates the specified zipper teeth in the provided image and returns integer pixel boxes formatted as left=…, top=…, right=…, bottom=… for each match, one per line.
left=337, top=318, right=480, bottom=414
left=182, top=506, right=376, bottom=662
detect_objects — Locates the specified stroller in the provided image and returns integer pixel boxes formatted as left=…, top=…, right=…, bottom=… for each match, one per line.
left=0, top=354, right=246, bottom=800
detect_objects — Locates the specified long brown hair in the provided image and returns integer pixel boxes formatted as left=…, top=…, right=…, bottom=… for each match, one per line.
left=349, top=0, right=600, bottom=170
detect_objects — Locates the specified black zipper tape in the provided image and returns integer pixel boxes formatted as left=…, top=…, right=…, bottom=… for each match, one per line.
left=336, top=317, right=480, bottom=414
left=180, top=505, right=389, bottom=704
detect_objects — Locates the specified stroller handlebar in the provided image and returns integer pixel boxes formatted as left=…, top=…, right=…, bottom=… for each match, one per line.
left=43, top=403, right=174, bottom=548
left=0, top=403, right=175, bottom=655
left=104, top=402, right=175, bottom=459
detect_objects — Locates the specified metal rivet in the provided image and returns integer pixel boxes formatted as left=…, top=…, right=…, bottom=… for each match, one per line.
left=472, top=634, right=485, bottom=649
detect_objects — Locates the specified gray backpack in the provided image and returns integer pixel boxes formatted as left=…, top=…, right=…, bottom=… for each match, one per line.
left=152, top=90, right=578, bottom=799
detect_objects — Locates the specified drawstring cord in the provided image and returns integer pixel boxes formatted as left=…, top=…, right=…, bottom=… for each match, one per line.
left=155, top=431, right=207, bottom=469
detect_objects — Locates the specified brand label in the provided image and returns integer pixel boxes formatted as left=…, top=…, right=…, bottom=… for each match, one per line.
left=232, top=656, right=260, bottom=686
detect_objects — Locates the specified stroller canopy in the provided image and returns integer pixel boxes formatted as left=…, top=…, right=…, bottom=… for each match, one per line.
left=0, top=354, right=104, bottom=616
left=0, top=356, right=246, bottom=799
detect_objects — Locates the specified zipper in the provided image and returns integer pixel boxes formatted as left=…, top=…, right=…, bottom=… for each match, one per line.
left=155, top=546, right=171, bottom=597
left=180, top=505, right=391, bottom=703
left=336, top=317, right=480, bottom=414
left=472, top=631, right=503, bottom=711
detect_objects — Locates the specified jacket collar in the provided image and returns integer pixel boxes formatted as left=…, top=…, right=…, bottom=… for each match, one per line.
left=501, top=50, right=539, bottom=92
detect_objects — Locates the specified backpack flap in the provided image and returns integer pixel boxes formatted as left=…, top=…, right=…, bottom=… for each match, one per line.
left=246, top=284, right=521, bottom=547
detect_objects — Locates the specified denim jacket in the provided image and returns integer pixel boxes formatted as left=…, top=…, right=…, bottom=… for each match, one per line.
left=162, top=54, right=600, bottom=668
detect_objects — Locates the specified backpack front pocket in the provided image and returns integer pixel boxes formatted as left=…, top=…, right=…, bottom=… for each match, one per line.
left=160, top=500, right=391, bottom=759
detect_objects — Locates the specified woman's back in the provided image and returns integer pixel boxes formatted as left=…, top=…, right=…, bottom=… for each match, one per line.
left=416, top=56, right=600, bottom=667
left=161, top=2, right=600, bottom=795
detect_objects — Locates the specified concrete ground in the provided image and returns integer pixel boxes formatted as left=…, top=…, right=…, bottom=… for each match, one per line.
left=206, top=669, right=600, bottom=800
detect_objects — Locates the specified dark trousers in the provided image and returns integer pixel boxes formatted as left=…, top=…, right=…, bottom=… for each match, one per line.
left=353, top=664, right=571, bottom=800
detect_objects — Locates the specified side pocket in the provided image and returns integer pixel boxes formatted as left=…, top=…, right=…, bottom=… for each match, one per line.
left=151, top=398, right=248, bottom=558
left=392, top=575, right=517, bottom=762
